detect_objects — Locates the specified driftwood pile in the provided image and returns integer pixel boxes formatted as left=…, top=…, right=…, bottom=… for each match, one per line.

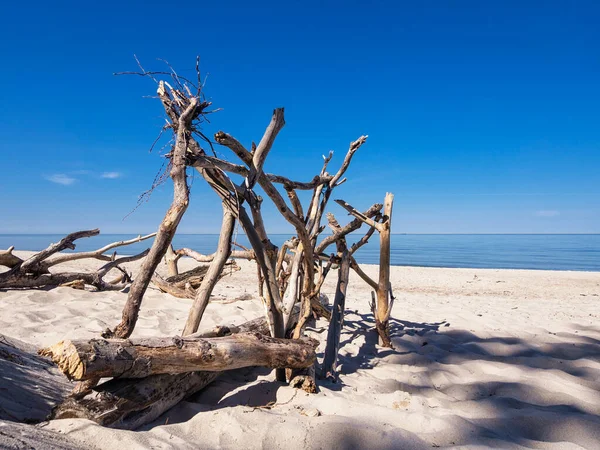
left=1, top=60, right=396, bottom=430
left=0, top=230, right=156, bottom=291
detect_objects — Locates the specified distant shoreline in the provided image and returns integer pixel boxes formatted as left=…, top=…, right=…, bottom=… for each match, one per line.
left=2, top=234, right=599, bottom=272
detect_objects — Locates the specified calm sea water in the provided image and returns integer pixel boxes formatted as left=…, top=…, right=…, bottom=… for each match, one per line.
left=1, top=234, right=598, bottom=272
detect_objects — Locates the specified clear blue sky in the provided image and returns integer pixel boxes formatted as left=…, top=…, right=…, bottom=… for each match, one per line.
left=0, top=1, right=598, bottom=234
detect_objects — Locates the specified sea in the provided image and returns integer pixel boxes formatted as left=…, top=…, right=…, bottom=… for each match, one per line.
left=1, top=234, right=599, bottom=272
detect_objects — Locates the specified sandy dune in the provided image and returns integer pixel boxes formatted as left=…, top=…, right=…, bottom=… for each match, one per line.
left=1, top=252, right=599, bottom=449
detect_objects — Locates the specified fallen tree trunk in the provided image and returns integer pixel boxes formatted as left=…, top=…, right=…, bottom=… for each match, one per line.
left=52, top=371, right=219, bottom=430
left=41, top=333, right=317, bottom=381
left=50, top=314, right=299, bottom=429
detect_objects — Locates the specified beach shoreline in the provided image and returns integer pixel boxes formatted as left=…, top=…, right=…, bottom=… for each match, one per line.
left=1, top=252, right=599, bottom=449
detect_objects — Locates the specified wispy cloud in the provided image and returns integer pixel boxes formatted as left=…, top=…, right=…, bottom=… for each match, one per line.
left=101, top=172, right=122, bottom=179
left=45, top=174, right=76, bottom=186
left=535, top=210, right=560, bottom=217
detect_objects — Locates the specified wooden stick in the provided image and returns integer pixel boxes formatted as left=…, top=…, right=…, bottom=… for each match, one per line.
left=42, top=233, right=157, bottom=269
left=329, top=136, right=368, bottom=188
left=183, top=205, right=236, bottom=335
left=334, top=199, right=384, bottom=232
left=321, top=243, right=350, bottom=381
left=315, top=203, right=382, bottom=254
left=20, top=229, right=100, bottom=273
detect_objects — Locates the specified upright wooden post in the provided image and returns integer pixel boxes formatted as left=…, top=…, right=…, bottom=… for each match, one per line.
left=321, top=244, right=350, bottom=381
left=376, top=192, right=394, bottom=347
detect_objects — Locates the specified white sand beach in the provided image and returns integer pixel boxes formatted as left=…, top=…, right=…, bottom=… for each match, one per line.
left=1, top=252, right=599, bottom=449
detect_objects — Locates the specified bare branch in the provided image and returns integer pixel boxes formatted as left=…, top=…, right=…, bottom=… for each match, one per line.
left=286, top=187, right=304, bottom=221
left=43, top=233, right=157, bottom=268
left=334, top=199, right=384, bottom=232
left=20, top=229, right=100, bottom=272
left=316, top=203, right=382, bottom=254
left=329, top=136, right=368, bottom=188
left=350, top=256, right=378, bottom=290
left=176, top=247, right=255, bottom=262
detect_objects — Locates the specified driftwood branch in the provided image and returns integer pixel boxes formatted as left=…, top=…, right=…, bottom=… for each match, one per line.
left=322, top=243, right=350, bottom=381
left=176, top=247, right=255, bottom=262
left=315, top=203, right=382, bottom=254
left=40, top=333, right=318, bottom=381
left=0, top=246, right=23, bottom=269
left=183, top=205, right=236, bottom=335
left=19, top=229, right=100, bottom=273
left=334, top=199, right=384, bottom=232
left=329, top=136, right=368, bottom=188
left=41, top=233, right=157, bottom=269
left=0, top=245, right=149, bottom=291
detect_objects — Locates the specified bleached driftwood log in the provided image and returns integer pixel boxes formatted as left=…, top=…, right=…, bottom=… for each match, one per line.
left=40, top=333, right=318, bottom=381
left=50, top=314, right=296, bottom=430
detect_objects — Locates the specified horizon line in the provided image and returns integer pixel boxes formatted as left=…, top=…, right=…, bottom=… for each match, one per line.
left=1, top=233, right=599, bottom=236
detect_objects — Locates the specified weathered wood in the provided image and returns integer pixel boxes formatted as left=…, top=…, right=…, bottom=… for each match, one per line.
left=176, top=247, right=255, bottom=262
left=0, top=334, right=71, bottom=423
left=50, top=315, right=296, bottom=430
left=164, top=244, right=180, bottom=277
left=183, top=205, right=236, bottom=335
left=375, top=192, right=394, bottom=347
left=108, top=88, right=198, bottom=339
left=334, top=199, right=383, bottom=232
left=0, top=250, right=149, bottom=291
left=315, top=203, right=382, bottom=254
left=152, top=258, right=239, bottom=300
left=0, top=246, right=22, bottom=269
left=152, top=273, right=196, bottom=299
left=53, top=371, right=219, bottom=430
left=349, top=255, right=378, bottom=290
left=20, top=229, right=100, bottom=273
left=321, top=242, right=350, bottom=381
left=41, top=233, right=157, bottom=270
left=289, top=363, right=318, bottom=394
left=40, top=333, right=318, bottom=381
left=166, top=263, right=238, bottom=289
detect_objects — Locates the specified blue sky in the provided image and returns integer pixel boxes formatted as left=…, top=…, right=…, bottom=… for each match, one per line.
left=0, top=1, right=598, bottom=234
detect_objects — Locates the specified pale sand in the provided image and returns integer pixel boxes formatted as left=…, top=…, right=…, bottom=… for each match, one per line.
left=1, top=251, right=599, bottom=449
